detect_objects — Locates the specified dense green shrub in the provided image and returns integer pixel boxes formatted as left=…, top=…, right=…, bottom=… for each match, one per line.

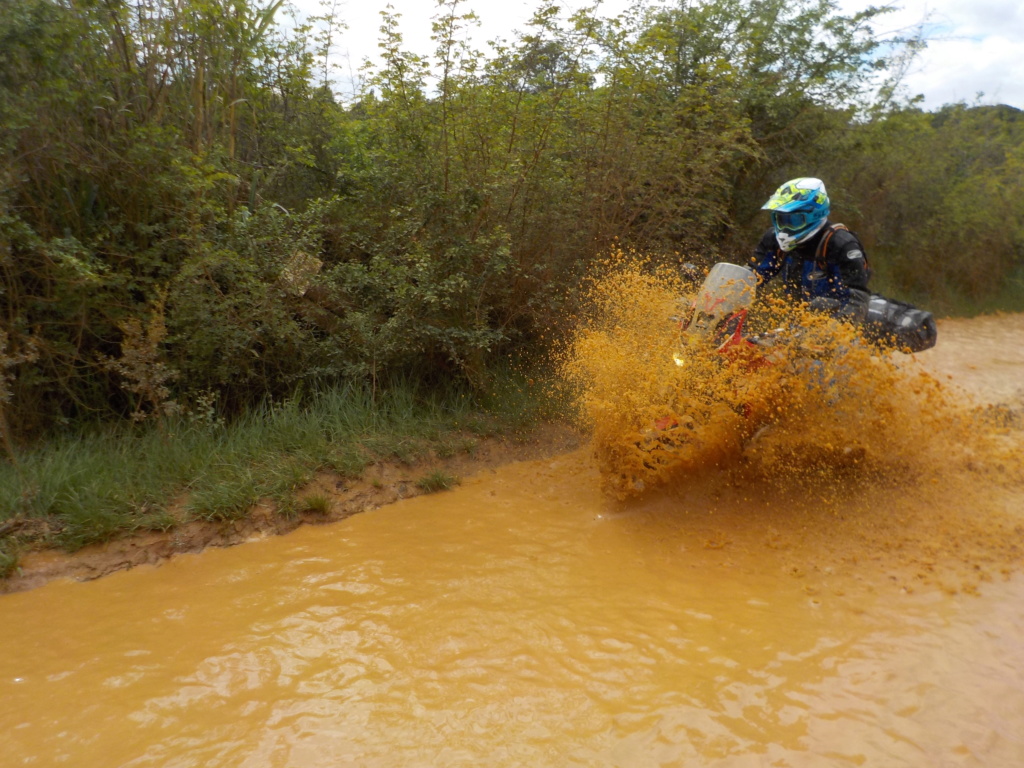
left=1, top=0, right=1021, bottom=444
left=820, top=104, right=1024, bottom=310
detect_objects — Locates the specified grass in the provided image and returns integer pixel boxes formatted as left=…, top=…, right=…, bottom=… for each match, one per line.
left=415, top=470, right=461, bottom=493
left=0, top=542, right=18, bottom=580
left=870, top=260, right=1024, bottom=318
left=0, top=375, right=558, bottom=572
left=301, top=494, right=333, bottom=515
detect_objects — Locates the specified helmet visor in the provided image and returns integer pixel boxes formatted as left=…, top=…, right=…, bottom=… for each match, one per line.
left=772, top=211, right=815, bottom=235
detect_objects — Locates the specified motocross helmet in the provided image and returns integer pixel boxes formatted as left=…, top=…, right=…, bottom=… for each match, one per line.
left=761, top=178, right=830, bottom=251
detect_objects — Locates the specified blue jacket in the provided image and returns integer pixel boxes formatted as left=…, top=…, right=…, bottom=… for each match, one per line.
left=750, top=221, right=870, bottom=308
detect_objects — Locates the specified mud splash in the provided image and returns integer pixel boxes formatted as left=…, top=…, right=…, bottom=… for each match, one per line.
left=561, top=259, right=1024, bottom=593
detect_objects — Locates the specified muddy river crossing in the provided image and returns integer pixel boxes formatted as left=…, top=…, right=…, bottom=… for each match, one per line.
left=1, top=314, right=1023, bottom=767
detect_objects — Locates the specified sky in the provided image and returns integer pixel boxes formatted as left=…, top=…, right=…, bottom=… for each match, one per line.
left=295, top=0, right=1024, bottom=110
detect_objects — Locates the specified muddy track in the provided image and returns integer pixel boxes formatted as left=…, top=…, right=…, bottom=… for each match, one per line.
left=4, top=313, right=1023, bottom=595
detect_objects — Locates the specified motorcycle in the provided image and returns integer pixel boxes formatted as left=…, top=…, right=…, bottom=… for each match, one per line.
left=675, top=261, right=937, bottom=361
left=613, top=263, right=937, bottom=496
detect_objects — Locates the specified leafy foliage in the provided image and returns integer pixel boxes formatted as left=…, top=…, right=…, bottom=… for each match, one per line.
left=791, top=104, right=1024, bottom=311
left=1, top=0, right=1021, bottom=441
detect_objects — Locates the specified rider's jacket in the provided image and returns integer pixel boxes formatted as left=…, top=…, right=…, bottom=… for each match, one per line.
left=750, top=221, right=870, bottom=309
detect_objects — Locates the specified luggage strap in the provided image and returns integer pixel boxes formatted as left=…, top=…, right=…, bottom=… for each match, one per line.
left=814, top=223, right=848, bottom=269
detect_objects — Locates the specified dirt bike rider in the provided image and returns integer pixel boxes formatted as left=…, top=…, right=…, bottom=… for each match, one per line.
left=750, top=177, right=870, bottom=322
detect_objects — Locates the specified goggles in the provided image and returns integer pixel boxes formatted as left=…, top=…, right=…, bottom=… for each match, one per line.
left=771, top=210, right=816, bottom=235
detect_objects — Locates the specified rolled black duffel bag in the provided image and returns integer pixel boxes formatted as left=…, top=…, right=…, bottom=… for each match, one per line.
left=860, top=294, right=937, bottom=352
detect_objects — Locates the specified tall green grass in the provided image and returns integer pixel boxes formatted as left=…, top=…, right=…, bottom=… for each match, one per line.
left=870, top=259, right=1024, bottom=318
left=0, top=378, right=556, bottom=575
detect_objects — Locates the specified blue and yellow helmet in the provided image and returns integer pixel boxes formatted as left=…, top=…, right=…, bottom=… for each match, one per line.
left=761, top=178, right=830, bottom=251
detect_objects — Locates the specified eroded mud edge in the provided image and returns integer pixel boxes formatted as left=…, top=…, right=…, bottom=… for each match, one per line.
left=1, top=424, right=584, bottom=594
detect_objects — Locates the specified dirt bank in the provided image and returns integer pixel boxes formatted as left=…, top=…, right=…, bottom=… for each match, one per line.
left=1, top=424, right=584, bottom=594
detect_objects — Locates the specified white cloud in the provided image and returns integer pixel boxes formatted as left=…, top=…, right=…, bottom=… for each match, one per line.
left=840, top=0, right=1024, bottom=108
left=903, top=35, right=1024, bottom=107
left=937, top=0, right=1024, bottom=38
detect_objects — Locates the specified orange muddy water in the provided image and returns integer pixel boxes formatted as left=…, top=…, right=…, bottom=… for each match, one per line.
left=2, top=313, right=1024, bottom=767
